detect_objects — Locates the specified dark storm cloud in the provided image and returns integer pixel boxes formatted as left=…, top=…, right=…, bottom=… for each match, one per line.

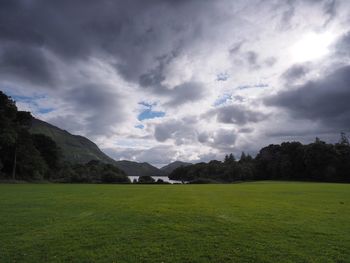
left=0, top=45, right=54, bottom=86
left=0, top=24, right=44, bottom=47
left=206, top=105, right=267, bottom=125
left=104, top=145, right=177, bottom=166
left=154, top=117, right=198, bottom=145
left=279, top=0, right=295, bottom=30
left=198, top=129, right=237, bottom=152
left=277, top=0, right=339, bottom=30
left=282, top=64, right=310, bottom=82
left=0, top=0, right=91, bottom=59
left=235, top=50, right=275, bottom=70
left=239, top=127, right=254, bottom=134
left=0, top=0, right=206, bottom=84
left=323, top=0, right=338, bottom=25
left=246, top=51, right=259, bottom=66
left=264, top=57, right=277, bottom=67
left=49, top=84, right=126, bottom=137
left=334, top=31, right=350, bottom=58
left=211, top=129, right=237, bottom=149
left=229, top=41, right=244, bottom=55
left=138, top=51, right=179, bottom=91
left=153, top=116, right=238, bottom=152
left=266, top=65, right=350, bottom=129
left=0, top=0, right=215, bottom=137
left=154, top=121, right=181, bottom=142
left=165, top=82, right=205, bottom=107
left=139, top=54, right=206, bottom=106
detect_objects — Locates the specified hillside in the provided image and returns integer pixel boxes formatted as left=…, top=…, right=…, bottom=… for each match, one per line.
left=115, top=160, right=165, bottom=177
left=30, top=118, right=115, bottom=164
left=30, top=118, right=163, bottom=177
left=160, top=161, right=192, bottom=175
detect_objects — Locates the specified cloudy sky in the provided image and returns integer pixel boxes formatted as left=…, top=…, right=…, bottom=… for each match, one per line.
left=1, top=0, right=350, bottom=166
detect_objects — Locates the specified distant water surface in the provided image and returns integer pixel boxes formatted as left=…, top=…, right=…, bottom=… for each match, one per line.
left=128, top=176, right=184, bottom=184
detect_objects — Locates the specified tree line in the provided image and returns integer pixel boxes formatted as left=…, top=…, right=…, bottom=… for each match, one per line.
left=169, top=136, right=350, bottom=183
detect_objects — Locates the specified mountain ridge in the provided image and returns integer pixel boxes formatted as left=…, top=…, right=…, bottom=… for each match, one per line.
left=30, top=118, right=165, bottom=177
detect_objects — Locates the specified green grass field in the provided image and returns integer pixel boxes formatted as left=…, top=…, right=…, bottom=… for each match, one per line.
left=0, top=182, right=349, bottom=263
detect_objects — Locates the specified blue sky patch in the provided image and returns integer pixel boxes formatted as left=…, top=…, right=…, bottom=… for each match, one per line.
left=7, top=93, right=55, bottom=115
left=213, top=93, right=233, bottom=106
left=238, top=83, right=269, bottom=90
left=138, top=109, right=165, bottom=121
left=135, top=124, right=145, bottom=129
left=216, top=72, right=229, bottom=81
left=137, top=101, right=165, bottom=121
left=38, top=107, right=54, bottom=114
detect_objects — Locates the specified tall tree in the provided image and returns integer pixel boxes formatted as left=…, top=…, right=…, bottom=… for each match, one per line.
left=32, top=134, right=62, bottom=171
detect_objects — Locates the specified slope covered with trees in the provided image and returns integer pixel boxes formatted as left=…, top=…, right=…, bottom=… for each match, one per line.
left=0, top=91, right=128, bottom=183
left=30, top=118, right=117, bottom=165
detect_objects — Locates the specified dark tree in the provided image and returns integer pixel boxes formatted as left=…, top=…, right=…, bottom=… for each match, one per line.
left=32, top=134, right=62, bottom=172
left=339, top=132, right=350, bottom=146
left=15, top=130, right=48, bottom=180
left=101, top=171, right=130, bottom=183
left=240, top=152, right=247, bottom=162
left=138, top=175, right=155, bottom=183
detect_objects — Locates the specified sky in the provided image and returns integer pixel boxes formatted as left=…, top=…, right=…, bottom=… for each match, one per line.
left=1, top=0, right=350, bottom=167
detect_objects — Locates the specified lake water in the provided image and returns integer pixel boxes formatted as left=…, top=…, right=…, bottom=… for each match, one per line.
left=128, top=176, right=184, bottom=184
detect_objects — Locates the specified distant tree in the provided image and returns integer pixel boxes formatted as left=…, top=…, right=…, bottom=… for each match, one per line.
left=335, top=133, right=350, bottom=182
left=304, top=141, right=337, bottom=181
left=169, top=166, right=194, bottom=181
left=224, top=154, right=229, bottom=164
left=339, top=132, right=350, bottom=146
left=101, top=171, right=130, bottom=183
left=246, top=154, right=253, bottom=162
left=229, top=153, right=235, bottom=163
left=240, top=152, right=247, bottom=162
left=156, top=178, right=164, bottom=184
left=240, top=152, right=254, bottom=163
left=315, top=137, right=323, bottom=144
left=224, top=153, right=235, bottom=164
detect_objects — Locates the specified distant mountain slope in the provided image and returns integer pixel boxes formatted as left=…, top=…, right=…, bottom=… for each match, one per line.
left=30, top=118, right=115, bottom=164
left=115, top=160, right=165, bottom=177
left=160, top=161, right=192, bottom=175
left=30, top=118, right=163, bottom=176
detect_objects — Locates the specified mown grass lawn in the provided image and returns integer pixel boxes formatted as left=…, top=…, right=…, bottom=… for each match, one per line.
left=0, top=182, right=349, bottom=263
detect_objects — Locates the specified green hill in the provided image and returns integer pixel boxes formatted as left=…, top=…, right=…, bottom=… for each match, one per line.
left=30, top=118, right=115, bottom=164
left=29, top=118, right=163, bottom=176
left=116, top=160, right=165, bottom=177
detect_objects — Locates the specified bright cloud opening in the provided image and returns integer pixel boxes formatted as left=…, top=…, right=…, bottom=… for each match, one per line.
left=291, top=32, right=336, bottom=62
